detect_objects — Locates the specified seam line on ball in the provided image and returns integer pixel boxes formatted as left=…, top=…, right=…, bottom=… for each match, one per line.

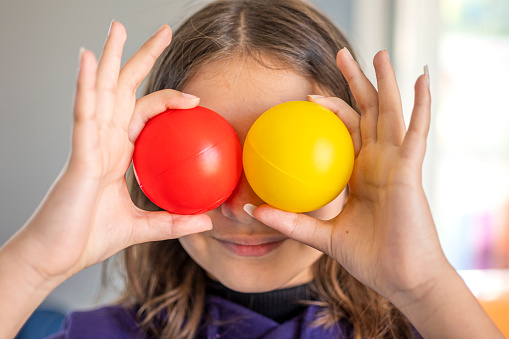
left=137, top=132, right=239, bottom=188
left=245, top=138, right=339, bottom=193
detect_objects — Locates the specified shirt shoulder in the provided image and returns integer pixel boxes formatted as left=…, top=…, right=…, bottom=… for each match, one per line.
left=46, top=304, right=147, bottom=339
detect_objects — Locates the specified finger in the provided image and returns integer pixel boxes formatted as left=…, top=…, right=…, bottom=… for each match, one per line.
left=74, top=49, right=98, bottom=123
left=128, top=90, right=200, bottom=143
left=307, top=95, right=362, bottom=157
left=70, top=49, right=98, bottom=168
left=373, top=50, right=405, bottom=144
left=131, top=210, right=213, bottom=244
left=95, top=21, right=127, bottom=125
left=114, top=24, right=172, bottom=129
left=400, top=73, right=431, bottom=163
left=250, top=204, right=335, bottom=257
left=336, top=48, right=379, bottom=144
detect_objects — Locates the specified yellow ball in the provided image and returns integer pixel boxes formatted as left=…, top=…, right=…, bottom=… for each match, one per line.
left=243, top=101, right=354, bottom=213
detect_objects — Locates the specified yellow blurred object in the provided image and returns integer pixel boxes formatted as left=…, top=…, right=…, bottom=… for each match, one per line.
left=243, top=101, right=354, bottom=212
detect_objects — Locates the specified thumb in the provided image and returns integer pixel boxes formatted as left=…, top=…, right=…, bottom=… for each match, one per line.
left=131, top=210, right=213, bottom=244
left=128, top=90, right=201, bottom=143
left=246, top=204, right=334, bottom=257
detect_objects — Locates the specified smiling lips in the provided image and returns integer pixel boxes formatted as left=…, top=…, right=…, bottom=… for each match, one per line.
left=215, top=237, right=287, bottom=257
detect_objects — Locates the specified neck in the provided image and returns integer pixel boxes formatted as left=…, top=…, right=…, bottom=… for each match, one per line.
left=205, top=277, right=313, bottom=323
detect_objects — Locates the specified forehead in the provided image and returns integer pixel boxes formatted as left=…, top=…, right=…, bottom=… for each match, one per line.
left=181, top=57, right=320, bottom=140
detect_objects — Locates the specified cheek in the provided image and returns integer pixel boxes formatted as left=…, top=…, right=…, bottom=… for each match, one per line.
left=178, top=234, right=211, bottom=268
left=305, top=189, right=348, bottom=220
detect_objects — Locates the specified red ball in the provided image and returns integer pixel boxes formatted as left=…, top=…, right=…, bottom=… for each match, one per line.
left=132, top=106, right=242, bottom=214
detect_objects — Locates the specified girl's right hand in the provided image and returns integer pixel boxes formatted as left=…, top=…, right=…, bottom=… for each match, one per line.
left=7, top=21, right=212, bottom=284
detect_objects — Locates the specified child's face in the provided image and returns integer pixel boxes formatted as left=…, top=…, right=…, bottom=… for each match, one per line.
left=178, top=57, right=348, bottom=293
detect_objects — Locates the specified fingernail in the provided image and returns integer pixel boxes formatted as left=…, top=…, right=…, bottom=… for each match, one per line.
left=423, top=65, right=430, bottom=88
left=182, top=92, right=199, bottom=101
left=108, top=19, right=115, bottom=36
left=307, top=95, right=325, bottom=100
left=343, top=47, right=354, bottom=60
left=384, top=49, right=390, bottom=60
left=243, top=204, right=257, bottom=217
left=155, top=23, right=167, bottom=35
left=78, top=47, right=85, bottom=67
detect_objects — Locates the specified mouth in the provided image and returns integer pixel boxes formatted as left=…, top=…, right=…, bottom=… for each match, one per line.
left=213, top=236, right=287, bottom=257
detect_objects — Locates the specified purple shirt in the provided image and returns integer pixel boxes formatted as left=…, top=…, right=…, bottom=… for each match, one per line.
left=47, top=294, right=353, bottom=338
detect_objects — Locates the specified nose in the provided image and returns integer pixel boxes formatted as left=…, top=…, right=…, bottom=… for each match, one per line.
left=221, top=171, right=265, bottom=224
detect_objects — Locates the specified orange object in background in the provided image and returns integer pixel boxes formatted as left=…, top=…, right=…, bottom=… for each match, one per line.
left=479, top=291, right=509, bottom=337
left=460, top=270, right=509, bottom=337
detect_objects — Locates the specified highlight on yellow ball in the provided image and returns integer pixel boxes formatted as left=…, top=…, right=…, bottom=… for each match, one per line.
left=243, top=101, right=354, bottom=213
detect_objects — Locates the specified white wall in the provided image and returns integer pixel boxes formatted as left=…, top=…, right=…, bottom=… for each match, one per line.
left=0, top=0, right=218, bottom=314
left=0, top=0, right=354, bottom=314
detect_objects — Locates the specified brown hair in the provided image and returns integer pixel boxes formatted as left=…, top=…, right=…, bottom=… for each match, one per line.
left=120, top=0, right=414, bottom=338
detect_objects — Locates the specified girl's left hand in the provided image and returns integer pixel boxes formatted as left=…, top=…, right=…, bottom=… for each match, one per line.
left=254, top=50, right=505, bottom=338
left=252, top=48, right=504, bottom=339
left=254, top=49, right=446, bottom=302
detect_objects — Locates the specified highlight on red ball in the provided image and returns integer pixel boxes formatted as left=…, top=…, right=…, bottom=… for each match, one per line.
left=132, top=106, right=243, bottom=215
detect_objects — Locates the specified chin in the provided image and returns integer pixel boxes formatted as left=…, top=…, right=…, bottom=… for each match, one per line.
left=206, top=258, right=320, bottom=293
left=215, top=274, right=290, bottom=293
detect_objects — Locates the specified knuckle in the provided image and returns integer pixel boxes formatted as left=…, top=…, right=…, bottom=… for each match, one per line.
left=97, top=83, right=117, bottom=97
left=289, top=214, right=301, bottom=238
left=359, top=99, right=378, bottom=113
left=118, top=73, right=141, bottom=93
left=378, top=102, right=398, bottom=115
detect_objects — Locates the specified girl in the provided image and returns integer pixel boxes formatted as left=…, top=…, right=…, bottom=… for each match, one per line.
left=0, top=0, right=503, bottom=338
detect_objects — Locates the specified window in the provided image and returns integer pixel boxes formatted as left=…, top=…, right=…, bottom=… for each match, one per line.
left=435, top=0, right=509, bottom=270
left=353, top=0, right=509, bottom=270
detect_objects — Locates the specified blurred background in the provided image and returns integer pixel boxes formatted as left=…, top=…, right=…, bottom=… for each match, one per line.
left=1, top=0, right=508, bottom=336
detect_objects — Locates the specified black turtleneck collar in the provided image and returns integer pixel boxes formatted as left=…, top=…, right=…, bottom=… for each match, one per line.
left=205, top=277, right=312, bottom=323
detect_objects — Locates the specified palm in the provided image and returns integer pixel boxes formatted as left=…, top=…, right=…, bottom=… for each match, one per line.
left=331, top=141, right=438, bottom=296
left=257, top=50, right=446, bottom=300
